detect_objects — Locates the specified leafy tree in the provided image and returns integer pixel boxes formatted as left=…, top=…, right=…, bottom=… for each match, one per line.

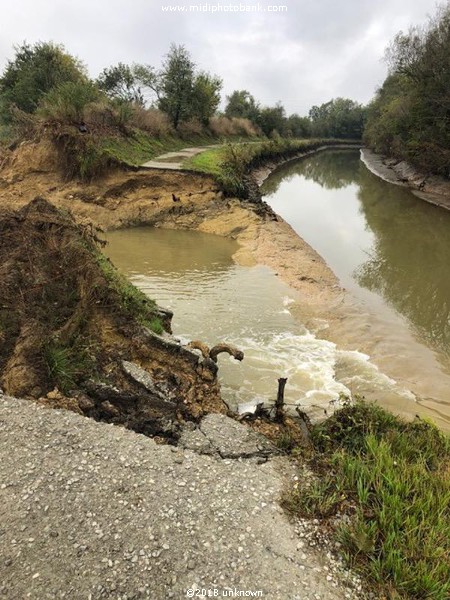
left=97, top=62, right=157, bottom=105
left=0, top=42, right=86, bottom=119
left=224, top=90, right=260, bottom=123
left=285, top=113, right=312, bottom=138
left=191, top=71, right=222, bottom=125
left=258, top=102, right=286, bottom=137
left=364, top=4, right=450, bottom=176
left=309, top=98, right=365, bottom=139
left=157, top=44, right=196, bottom=128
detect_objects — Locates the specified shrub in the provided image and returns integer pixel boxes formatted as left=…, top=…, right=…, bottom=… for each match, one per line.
left=38, top=80, right=100, bottom=124
left=177, top=117, right=205, bottom=138
left=208, top=115, right=258, bottom=137
left=129, top=106, right=173, bottom=137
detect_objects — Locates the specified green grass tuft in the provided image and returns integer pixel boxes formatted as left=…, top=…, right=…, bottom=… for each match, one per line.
left=285, top=401, right=450, bottom=599
left=44, top=338, right=95, bottom=393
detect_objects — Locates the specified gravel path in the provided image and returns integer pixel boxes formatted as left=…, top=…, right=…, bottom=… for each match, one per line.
left=0, top=395, right=364, bottom=599
left=141, top=146, right=219, bottom=170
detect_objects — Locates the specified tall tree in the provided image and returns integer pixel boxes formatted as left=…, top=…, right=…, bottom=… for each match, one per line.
left=224, top=90, right=260, bottom=123
left=158, top=44, right=195, bottom=128
left=364, top=3, right=450, bottom=176
left=258, top=102, right=286, bottom=137
left=309, top=98, right=365, bottom=139
left=191, top=72, right=222, bottom=125
left=97, top=63, right=157, bottom=105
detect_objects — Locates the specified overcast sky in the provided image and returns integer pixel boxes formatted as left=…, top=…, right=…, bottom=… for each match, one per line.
left=0, top=0, right=440, bottom=114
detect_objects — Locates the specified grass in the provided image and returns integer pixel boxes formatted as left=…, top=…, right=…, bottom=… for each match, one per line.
left=98, top=130, right=251, bottom=168
left=44, top=338, right=95, bottom=393
left=284, top=401, right=450, bottom=599
left=95, top=251, right=164, bottom=334
left=183, top=138, right=361, bottom=198
left=182, top=146, right=226, bottom=175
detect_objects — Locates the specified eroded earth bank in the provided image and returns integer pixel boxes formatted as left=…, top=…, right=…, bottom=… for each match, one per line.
left=0, top=142, right=372, bottom=598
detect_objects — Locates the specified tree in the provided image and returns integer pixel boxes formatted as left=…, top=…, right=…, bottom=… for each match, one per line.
left=364, top=4, right=450, bottom=176
left=0, top=42, right=86, bottom=118
left=97, top=63, right=158, bottom=105
left=224, top=90, right=260, bottom=123
left=258, top=102, right=286, bottom=137
left=309, top=98, right=365, bottom=139
left=157, top=44, right=195, bottom=128
left=285, top=113, right=312, bottom=138
left=191, top=72, right=222, bottom=125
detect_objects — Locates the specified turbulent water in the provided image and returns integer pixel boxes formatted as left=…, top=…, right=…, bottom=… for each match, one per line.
left=105, top=228, right=361, bottom=420
left=104, top=152, right=450, bottom=428
left=262, top=149, right=450, bottom=429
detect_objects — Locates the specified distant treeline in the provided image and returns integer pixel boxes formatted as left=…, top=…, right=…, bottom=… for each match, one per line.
left=1, top=3, right=448, bottom=178
left=364, top=3, right=450, bottom=177
left=0, top=41, right=365, bottom=142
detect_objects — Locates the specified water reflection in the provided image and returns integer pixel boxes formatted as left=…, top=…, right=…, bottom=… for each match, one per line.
left=262, top=149, right=359, bottom=196
left=262, top=150, right=450, bottom=358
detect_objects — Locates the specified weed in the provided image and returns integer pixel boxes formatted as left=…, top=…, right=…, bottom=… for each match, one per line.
left=45, top=337, right=95, bottom=393
left=95, top=251, right=164, bottom=333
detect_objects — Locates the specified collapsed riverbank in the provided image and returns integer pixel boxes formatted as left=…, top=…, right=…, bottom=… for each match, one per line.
left=1, top=139, right=447, bottom=427
left=1, top=140, right=449, bottom=599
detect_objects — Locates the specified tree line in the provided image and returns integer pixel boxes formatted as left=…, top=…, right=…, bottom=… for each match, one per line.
left=0, top=41, right=366, bottom=140
left=364, top=2, right=450, bottom=177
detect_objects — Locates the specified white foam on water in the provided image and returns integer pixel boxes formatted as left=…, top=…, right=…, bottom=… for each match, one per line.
left=219, top=330, right=351, bottom=413
left=335, top=350, right=417, bottom=401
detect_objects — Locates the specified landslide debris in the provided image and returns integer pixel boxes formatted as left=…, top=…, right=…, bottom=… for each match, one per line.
left=0, top=197, right=227, bottom=440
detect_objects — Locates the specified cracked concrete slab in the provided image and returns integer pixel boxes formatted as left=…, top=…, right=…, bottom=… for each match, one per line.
left=180, top=413, right=278, bottom=459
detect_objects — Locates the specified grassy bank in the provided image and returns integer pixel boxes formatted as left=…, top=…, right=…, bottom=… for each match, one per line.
left=284, top=401, right=450, bottom=599
left=183, top=138, right=361, bottom=198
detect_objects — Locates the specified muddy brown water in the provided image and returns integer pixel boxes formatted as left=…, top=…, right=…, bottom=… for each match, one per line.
left=262, top=149, right=450, bottom=430
left=103, top=151, right=450, bottom=429
left=104, top=228, right=356, bottom=421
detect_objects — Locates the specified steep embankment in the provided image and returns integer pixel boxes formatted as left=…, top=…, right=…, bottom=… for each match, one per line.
left=0, top=197, right=229, bottom=441
left=0, top=139, right=345, bottom=318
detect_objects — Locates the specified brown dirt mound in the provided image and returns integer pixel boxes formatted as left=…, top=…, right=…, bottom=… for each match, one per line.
left=0, top=197, right=226, bottom=440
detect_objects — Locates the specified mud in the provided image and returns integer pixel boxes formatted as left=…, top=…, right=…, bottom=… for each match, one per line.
left=361, top=148, right=450, bottom=210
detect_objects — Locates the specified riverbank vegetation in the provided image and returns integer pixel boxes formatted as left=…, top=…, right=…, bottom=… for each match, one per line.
left=185, top=138, right=359, bottom=197
left=285, top=401, right=450, bottom=599
left=0, top=41, right=366, bottom=181
left=364, top=3, right=450, bottom=177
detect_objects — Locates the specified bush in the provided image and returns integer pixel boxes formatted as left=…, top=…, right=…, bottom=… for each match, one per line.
left=177, top=117, right=205, bottom=138
left=208, top=115, right=258, bottom=137
left=38, top=81, right=100, bottom=124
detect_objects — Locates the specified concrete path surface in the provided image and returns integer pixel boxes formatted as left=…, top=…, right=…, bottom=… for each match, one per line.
left=0, top=395, right=365, bottom=599
left=141, top=145, right=219, bottom=171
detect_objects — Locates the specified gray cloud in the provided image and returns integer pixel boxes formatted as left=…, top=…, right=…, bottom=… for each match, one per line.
left=0, top=0, right=439, bottom=114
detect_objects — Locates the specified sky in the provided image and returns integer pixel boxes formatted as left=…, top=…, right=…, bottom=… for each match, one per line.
left=0, top=0, right=441, bottom=115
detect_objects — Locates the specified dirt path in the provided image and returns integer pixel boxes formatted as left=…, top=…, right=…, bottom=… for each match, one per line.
left=141, top=145, right=219, bottom=170
left=0, top=394, right=366, bottom=600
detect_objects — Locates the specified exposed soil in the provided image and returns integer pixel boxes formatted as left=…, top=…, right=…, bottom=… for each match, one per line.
left=0, top=196, right=228, bottom=442
left=361, top=148, right=450, bottom=210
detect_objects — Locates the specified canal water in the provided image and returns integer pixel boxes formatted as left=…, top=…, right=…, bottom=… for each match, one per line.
left=104, top=151, right=450, bottom=429
left=262, top=149, right=450, bottom=429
